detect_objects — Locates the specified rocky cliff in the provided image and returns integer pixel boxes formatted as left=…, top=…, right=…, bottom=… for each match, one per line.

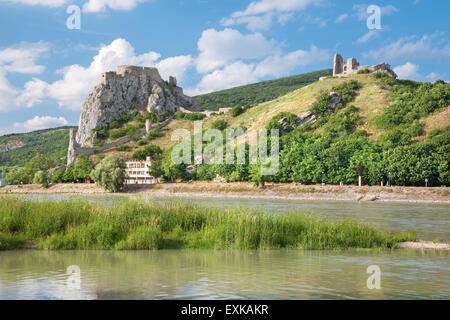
left=75, top=65, right=202, bottom=148
left=0, top=141, right=24, bottom=153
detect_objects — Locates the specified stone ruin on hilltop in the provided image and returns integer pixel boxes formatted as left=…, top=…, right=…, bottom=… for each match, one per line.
left=67, top=65, right=203, bottom=166
left=332, top=53, right=397, bottom=79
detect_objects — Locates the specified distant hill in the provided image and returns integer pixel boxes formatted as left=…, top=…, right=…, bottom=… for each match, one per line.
left=0, top=127, right=76, bottom=167
left=193, top=69, right=332, bottom=110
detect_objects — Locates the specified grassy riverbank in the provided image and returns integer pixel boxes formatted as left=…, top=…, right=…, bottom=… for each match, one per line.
left=0, top=197, right=416, bottom=250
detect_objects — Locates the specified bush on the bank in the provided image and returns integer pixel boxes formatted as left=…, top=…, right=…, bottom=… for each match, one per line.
left=211, top=119, right=228, bottom=131
left=90, top=156, right=125, bottom=193
left=33, top=170, right=49, bottom=188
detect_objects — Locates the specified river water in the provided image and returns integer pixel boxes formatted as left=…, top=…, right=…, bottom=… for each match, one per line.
left=0, top=194, right=448, bottom=300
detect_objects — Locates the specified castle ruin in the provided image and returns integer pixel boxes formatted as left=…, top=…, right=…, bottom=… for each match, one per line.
left=332, top=54, right=397, bottom=78
left=67, top=65, right=203, bottom=166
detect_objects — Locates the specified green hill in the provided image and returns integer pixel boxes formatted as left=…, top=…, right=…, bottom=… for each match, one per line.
left=2, top=70, right=449, bottom=187
left=0, top=127, right=75, bottom=168
left=193, top=69, right=332, bottom=110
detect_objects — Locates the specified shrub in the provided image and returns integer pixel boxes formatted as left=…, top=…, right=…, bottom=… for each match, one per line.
left=266, top=112, right=298, bottom=133
left=310, top=91, right=332, bottom=116
left=147, top=129, right=163, bottom=141
left=211, top=119, right=228, bottom=131
left=137, top=139, right=147, bottom=146
left=132, top=145, right=163, bottom=160
left=117, top=145, right=131, bottom=152
left=175, top=112, right=206, bottom=121
left=90, top=156, right=125, bottom=193
left=110, top=128, right=127, bottom=140
left=230, top=106, right=244, bottom=117
left=33, top=170, right=49, bottom=188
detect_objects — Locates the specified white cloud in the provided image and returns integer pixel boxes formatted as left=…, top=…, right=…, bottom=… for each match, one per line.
left=0, top=0, right=152, bottom=11
left=222, top=13, right=275, bottom=31
left=335, top=13, right=348, bottom=23
left=196, top=28, right=278, bottom=73
left=82, top=0, right=153, bottom=13
left=356, top=30, right=378, bottom=44
left=363, top=33, right=450, bottom=62
left=425, top=72, right=442, bottom=82
left=353, top=4, right=398, bottom=21
left=0, top=70, right=18, bottom=112
left=304, top=15, right=326, bottom=27
left=13, top=115, right=68, bottom=132
left=0, top=0, right=69, bottom=7
left=16, top=77, right=48, bottom=107
left=393, top=62, right=421, bottom=80
left=254, top=45, right=329, bottom=77
left=156, top=55, right=193, bottom=82
left=19, top=38, right=192, bottom=111
left=221, top=0, right=322, bottom=30
left=0, top=41, right=49, bottom=74
left=190, top=61, right=259, bottom=95
left=0, top=41, right=49, bottom=112
left=394, top=62, right=443, bottom=82
left=189, top=45, right=329, bottom=95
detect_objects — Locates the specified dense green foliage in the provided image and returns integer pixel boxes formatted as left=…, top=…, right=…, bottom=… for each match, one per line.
left=33, top=171, right=49, bottom=188
left=50, top=155, right=95, bottom=184
left=229, top=104, right=254, bottom=117
left=0, top=127, right=74, bottom=168
left=0, top=197, right=415, bottom=250
left=161, top=77, right=449, bottom=187
left=211, top=119, right=229, bottom=131
left=4, top=154, right=56, bottom=185
left=174, top=112, right=206, bottom=121
left=193, top=69, right=332, bottom=110
left=375, top=77, right=449, bottom=129
left=90, top=156, right=125, bottom=192
left=132, top=145, right=163, bottom=160
left=266, top=112, right=299, bottom=133
left=147, top=129, right=163, bottom=141
left=310, top=80, right=362, bottom=117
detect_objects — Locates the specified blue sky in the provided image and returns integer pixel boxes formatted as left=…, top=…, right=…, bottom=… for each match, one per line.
left=0, top=0, right=449, bottom=135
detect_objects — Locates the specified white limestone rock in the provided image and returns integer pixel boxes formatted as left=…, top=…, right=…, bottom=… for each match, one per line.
left=75, top=66, right=202, bottom=147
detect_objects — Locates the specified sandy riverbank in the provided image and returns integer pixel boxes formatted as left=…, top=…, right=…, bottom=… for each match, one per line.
left=1, top=182, right=449, bottom=203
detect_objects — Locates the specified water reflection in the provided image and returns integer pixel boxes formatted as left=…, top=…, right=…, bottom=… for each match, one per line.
left=0, top=250, right=448, bottom=300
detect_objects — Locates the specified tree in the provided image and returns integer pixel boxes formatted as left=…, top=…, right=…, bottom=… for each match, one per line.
left=90, top=156, right=125, bottom=192
left=52, top=169, right=65, bottom=183
left=148, top=158, right=164, bottom=181
left=33, top=170, right=49, bottom=188
left=21, top=154, right=54, bottom=184
left=74, top=155, right=94, bottom=180
left=62, top=166, right=75, bottom=182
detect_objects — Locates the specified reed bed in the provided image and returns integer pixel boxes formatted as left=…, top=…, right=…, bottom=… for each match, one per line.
left=0, top=197, right=416, bottom=250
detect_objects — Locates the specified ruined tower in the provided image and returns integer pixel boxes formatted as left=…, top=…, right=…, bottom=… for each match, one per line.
left=332, top=53, right=397, bottom=78
left=333, top=54, right=344, bottom=77
left=67, top=128, right=79, bottom=166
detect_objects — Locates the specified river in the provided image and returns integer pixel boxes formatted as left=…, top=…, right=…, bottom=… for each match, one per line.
left=0, top=194, right=448, bottom=300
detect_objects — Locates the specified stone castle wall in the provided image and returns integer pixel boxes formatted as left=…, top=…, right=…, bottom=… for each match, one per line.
left=333, top=53, right=397, bottom=78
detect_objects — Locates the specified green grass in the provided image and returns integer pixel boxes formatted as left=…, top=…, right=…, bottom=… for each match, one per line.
left=193, top=69, right=332, bottom=110
left=0, top=197, right=416, bottom=250
left=0, top=232, right=26, bottom=250
left=0, top=126, right=75, bottom=167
